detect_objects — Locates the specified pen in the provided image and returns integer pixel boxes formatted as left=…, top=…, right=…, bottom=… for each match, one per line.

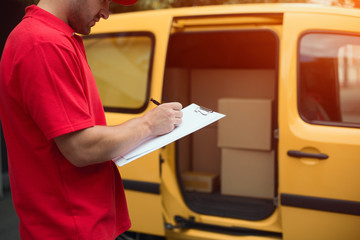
left=150, top=98, right=161, bottom=106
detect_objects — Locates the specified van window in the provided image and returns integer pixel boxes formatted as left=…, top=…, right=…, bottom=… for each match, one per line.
left=83, top=32, right=154, bottom=113
left=299, top=32, right=360, bottom=127
left=163, top=29, right=278, bottom=220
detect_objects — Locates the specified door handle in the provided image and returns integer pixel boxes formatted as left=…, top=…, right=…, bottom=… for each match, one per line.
left=287, top=150, right=328, bottom=160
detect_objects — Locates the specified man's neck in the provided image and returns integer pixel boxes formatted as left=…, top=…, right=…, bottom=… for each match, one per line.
left=37, top=0, right=69, bottom=24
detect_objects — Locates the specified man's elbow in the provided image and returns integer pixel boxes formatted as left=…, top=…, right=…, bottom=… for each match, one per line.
left=67, top=155, right=91, bottom=167
left=54, top=132, right=95, bottom=167
left=58, top=148, right=93, bottom=167
left=53, top=127, right=109, bottom=167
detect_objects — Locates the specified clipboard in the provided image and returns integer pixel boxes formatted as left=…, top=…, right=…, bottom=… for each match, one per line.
left=113, top=103, right=226, bottom=167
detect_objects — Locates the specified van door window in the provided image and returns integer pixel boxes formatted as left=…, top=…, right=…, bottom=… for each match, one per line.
left=299, top=32, right=360, bottom=127
left=163, top=30, right=278, bottom=220
left=83, top=32, right=155, bottom=113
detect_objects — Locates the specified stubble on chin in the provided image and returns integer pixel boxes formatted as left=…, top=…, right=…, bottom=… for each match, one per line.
left=69, top=20, right=91, bottom=35
left=81, top=26, right=92, bottom=35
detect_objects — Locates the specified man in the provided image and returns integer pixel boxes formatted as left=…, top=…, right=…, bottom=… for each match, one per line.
left=0, top=0, right=183, bottom=239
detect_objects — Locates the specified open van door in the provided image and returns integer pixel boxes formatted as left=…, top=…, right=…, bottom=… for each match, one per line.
left=83, top=12, right=174, bottom=236
left=159, top=10, right=283, bottom=240
left=279, top=10, right=360, bottom=240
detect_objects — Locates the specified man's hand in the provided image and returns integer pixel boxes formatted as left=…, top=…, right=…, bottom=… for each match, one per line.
left=142, top=102, right=183, bottom=136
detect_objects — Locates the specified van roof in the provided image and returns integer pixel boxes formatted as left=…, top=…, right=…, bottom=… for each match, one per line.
left=110, top=3, right=360, bottom=18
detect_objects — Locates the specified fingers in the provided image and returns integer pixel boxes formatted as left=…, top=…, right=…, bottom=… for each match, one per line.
left=173, top=106, right=183, bottom=126
left=162, top=102, right=182, bottom=111
left=145, top=102, right=183, bottom=136
left=160, top=102, right=183, bottom=126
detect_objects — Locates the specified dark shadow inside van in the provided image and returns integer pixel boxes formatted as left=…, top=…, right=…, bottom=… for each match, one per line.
left=163, top=29, right=279, bottom=220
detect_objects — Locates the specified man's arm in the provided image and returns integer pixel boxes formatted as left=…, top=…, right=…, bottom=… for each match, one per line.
left=54, top=102, right=183, bottom=167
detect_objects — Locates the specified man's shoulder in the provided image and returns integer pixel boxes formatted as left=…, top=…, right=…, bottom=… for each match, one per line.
left=16, top=17, right=70, bottom=46
left=4, top=21, right=76, bottom=66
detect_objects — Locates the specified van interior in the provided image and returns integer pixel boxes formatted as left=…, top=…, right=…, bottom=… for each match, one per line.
left=163, top=29, right=278, bottom=220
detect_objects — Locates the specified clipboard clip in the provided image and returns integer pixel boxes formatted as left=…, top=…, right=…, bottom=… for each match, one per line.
left=194, top=106, right=213, bottom=116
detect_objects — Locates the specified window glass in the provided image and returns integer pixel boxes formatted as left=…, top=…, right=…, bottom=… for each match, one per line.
left=299, top=32, right=360, bottom=126
left=83, top=33, right=154, bottom=113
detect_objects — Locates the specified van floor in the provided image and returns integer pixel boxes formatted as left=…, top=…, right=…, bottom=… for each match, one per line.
left=183, top=190, right=275, bottom=220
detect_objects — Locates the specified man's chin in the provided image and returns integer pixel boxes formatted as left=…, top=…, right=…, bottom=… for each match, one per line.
left=76, top=28, right=91, bottom=35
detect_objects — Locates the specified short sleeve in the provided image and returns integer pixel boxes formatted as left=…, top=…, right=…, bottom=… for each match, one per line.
left=19, top=40, right=94, bottom=140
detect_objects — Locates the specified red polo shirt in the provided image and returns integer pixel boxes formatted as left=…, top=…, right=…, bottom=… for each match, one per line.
left=0, top=5, right=130, bottom=239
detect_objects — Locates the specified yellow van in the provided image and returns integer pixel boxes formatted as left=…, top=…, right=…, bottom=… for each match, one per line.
left=83, top=3, right=360, bottom=240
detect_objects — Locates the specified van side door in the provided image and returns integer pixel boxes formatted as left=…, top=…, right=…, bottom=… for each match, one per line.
left=279, top=10, right=360, bottom=240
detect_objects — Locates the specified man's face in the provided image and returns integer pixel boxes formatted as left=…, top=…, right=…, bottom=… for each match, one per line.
left=68, top=0, right=110, bottom=35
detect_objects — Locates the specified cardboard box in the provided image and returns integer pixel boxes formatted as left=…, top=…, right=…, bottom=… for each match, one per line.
left=221, top=148, right=275, bottom=199
left=181, top=171, right=220, bottom=193
left=218, top=98, right=272, bottom=150
left=192, top=125, right=221, bottom=175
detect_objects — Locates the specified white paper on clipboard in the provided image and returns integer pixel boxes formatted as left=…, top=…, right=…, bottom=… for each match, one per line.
left=112, top=103, right=225, bottom=167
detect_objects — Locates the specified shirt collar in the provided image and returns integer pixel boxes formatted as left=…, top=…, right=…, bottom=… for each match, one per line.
left=24, top=5, right=75, bottom=37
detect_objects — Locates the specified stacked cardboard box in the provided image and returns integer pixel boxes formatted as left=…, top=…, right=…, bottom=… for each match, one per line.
left=218, top=98, right=274, bottom=199
left=221, top=149, right=274, bottom=198
left=165, top=69, right=275, bottom=197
